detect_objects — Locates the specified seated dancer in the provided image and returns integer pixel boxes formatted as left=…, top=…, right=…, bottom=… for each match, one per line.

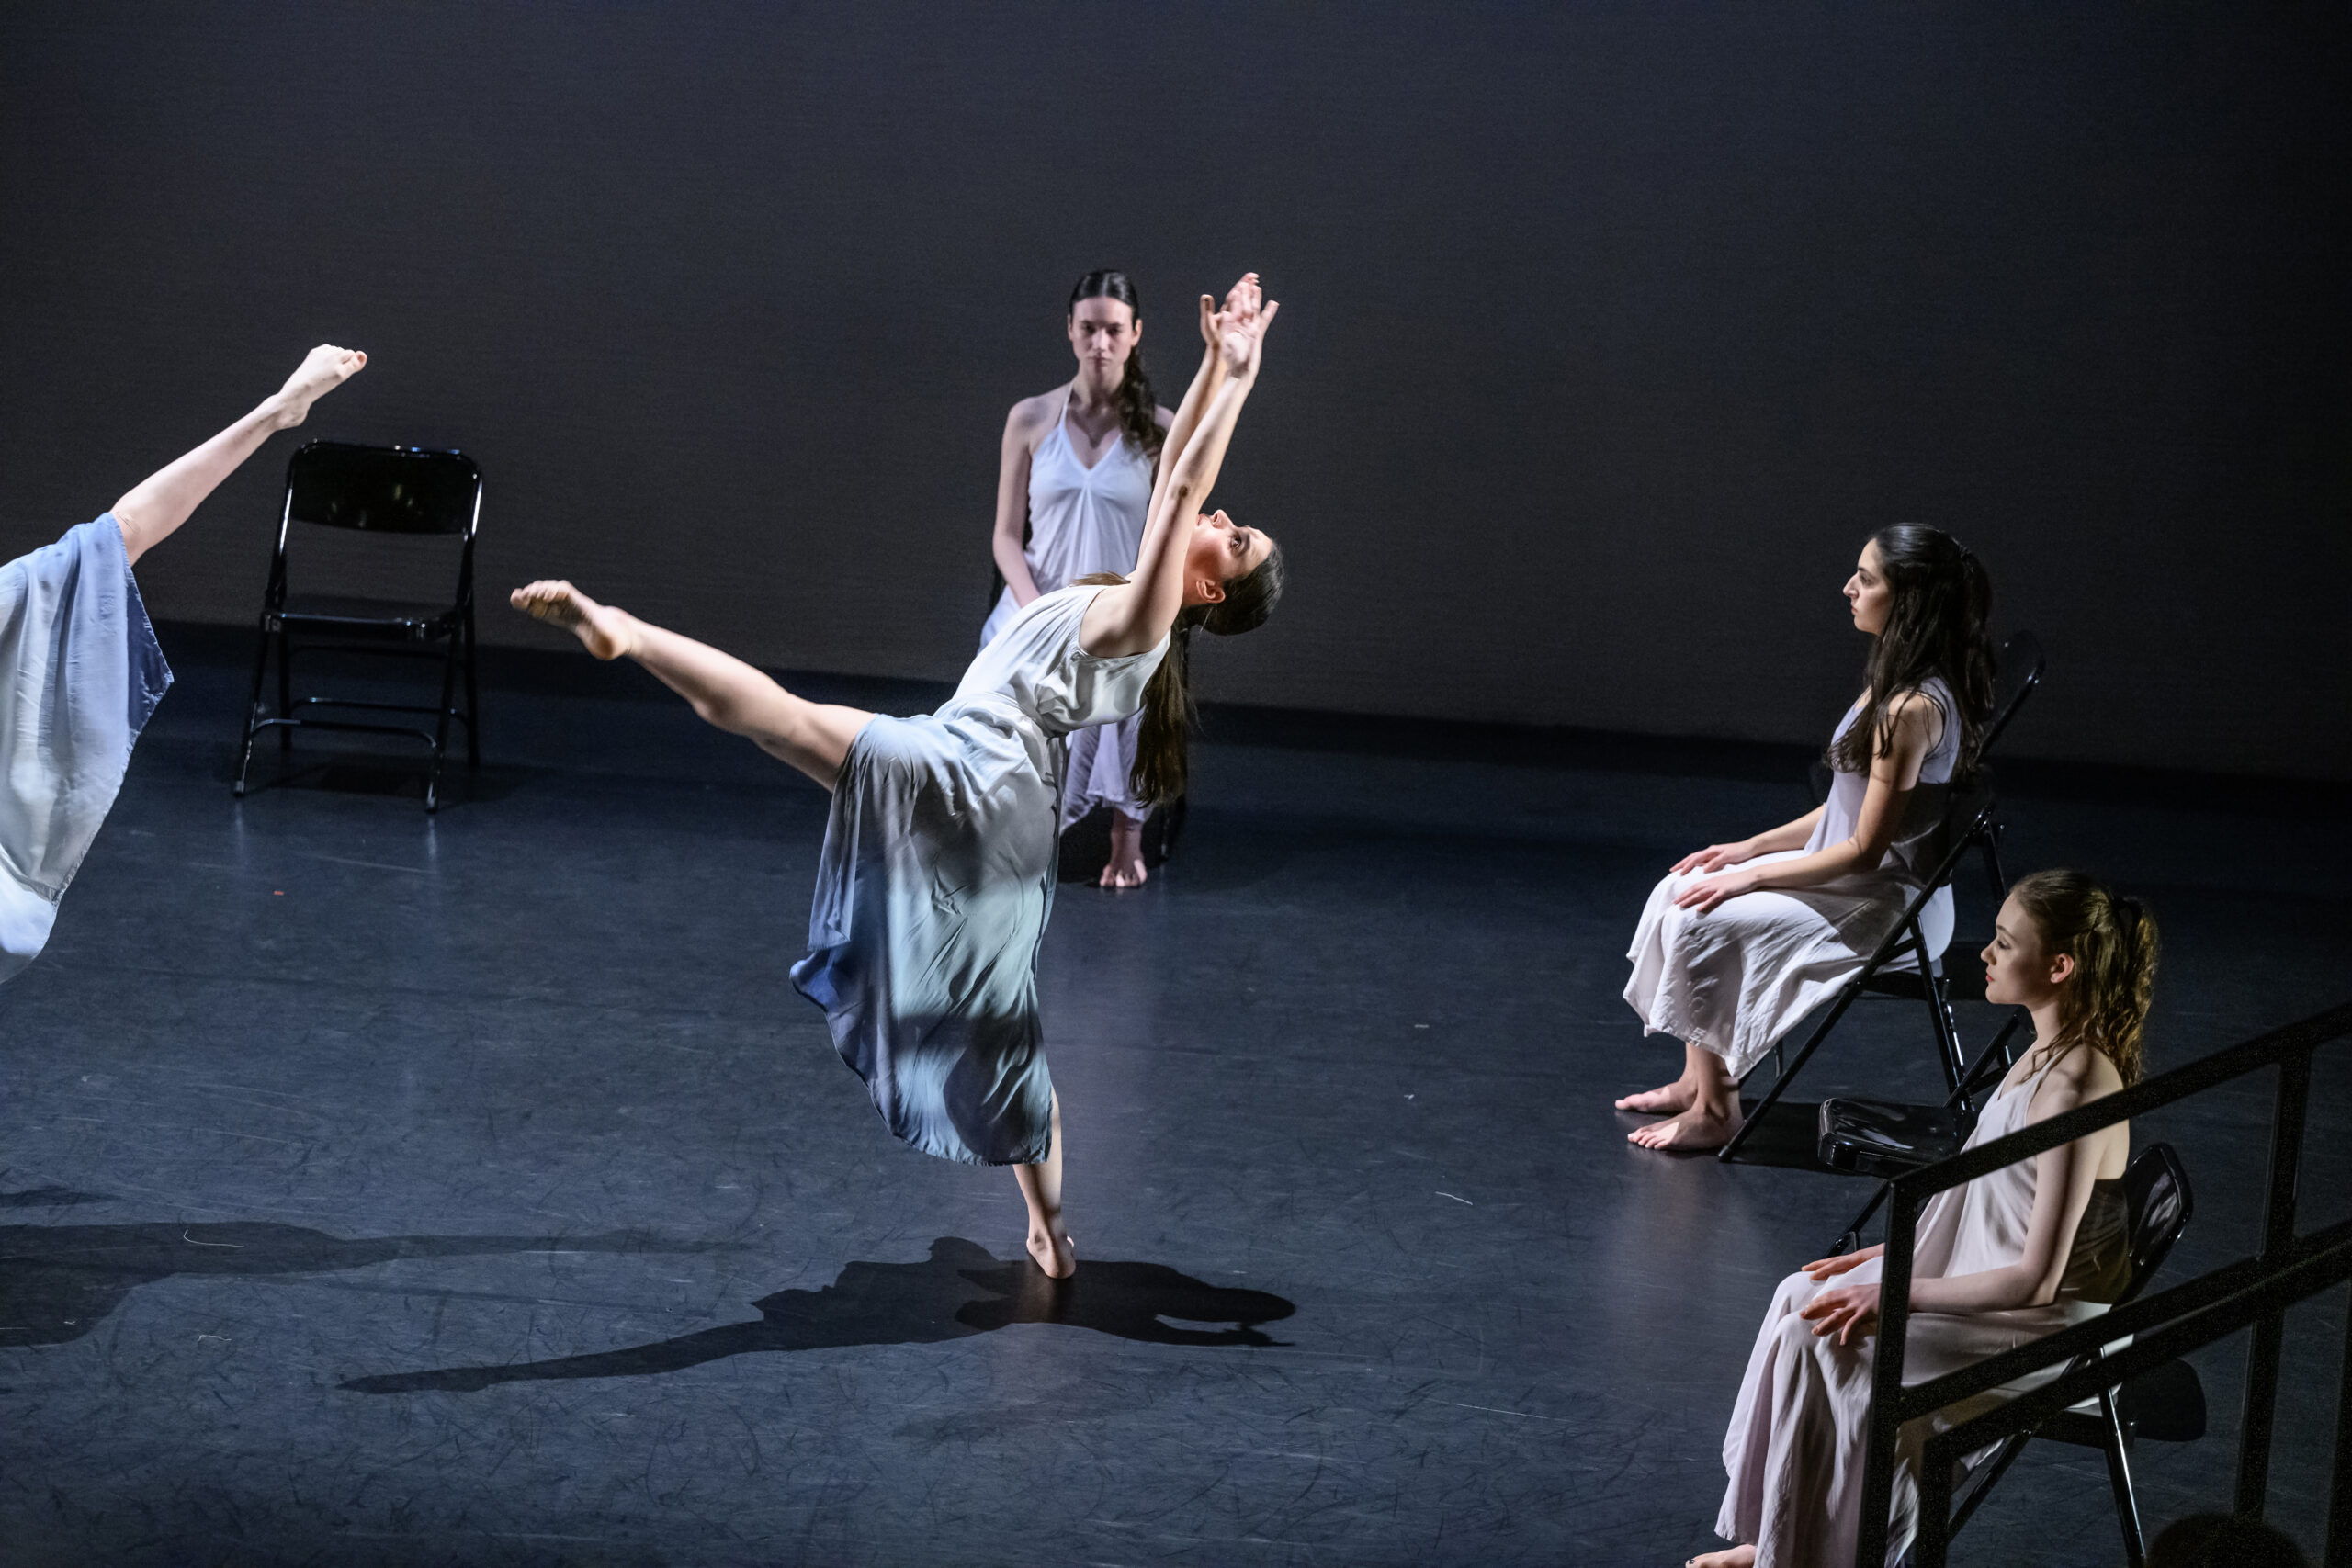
left=1689, top=870, right=2156, bottom=1568
left=511, top=276, right=1284, bottom=1279
left=1619, top=524, right=1994, bottom=1150
left=982, top=269, right=1175, bottom=888
left=0, top=344, right=366, bottom=984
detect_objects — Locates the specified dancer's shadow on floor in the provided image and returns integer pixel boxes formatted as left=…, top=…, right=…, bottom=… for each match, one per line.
left=344, top=1237, right=1295, bottom=1394
left=1, top=1222, right=700, bottom=1348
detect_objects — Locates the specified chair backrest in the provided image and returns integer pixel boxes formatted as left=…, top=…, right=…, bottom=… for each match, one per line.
left=1978, top=630, right=2044, bottom=761
left=1917, top=767, right=1998, bottom=895
left=285, top=441, right=481, bottom=538
left=2117, top=1141, right=2194, bottom=1307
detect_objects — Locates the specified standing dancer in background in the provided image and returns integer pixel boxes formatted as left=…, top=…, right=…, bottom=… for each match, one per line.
left=1688, top=872, right=2154, bottom=1567
left=0, top=344, right=366, bottom=985
left=1617, top=525, right=1994, bottom=1150
left=511, top=276, right=1283, bottom=1278
left=983, top=271, right=1174, bottom=888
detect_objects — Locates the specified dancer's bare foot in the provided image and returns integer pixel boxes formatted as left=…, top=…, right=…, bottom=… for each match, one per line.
left=1027, top=1227, right=1077, bottom=1280
left=1100, top=813, right=1148, bottom=889
left=267, top=344, right=367, bottom=430
left=1629, top=1103, right=1742, bottom=1152
left=1686, top=1546, right=1755, bottom=1568
left=510, top=580, right=637, bottom=660
left=1614, top=1080, right=1696, bottom=1114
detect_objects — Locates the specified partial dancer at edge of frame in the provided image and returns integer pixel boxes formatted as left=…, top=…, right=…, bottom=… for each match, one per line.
left=0, top=344, right=367, bottom=986
left=509, top=275, right=1285, bottom=1279
left=1617, top=525, right=1995, bottom=1151
left=983, top=269, right=1175, bottom=888
left=1686, top=871, right=2154, bottom=1568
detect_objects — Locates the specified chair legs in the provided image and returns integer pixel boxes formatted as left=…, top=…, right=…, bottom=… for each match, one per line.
left=2098, top=1387, right=2149, bottom=1568
left=462, top=607, right=481, bottom=768
left=234, top=616, right=273, bottom=797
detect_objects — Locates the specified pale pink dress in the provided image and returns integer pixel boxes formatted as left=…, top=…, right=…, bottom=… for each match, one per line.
left=1713, top=1051, right=2131, bottom=1566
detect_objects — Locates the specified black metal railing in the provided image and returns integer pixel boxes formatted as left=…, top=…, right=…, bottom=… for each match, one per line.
left=1855, top=1000, right=2352, bottom=1567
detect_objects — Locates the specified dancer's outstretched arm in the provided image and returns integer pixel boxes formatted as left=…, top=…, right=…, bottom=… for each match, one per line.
left=1084, top=276, right=1277, bottom=658
left=112, top=345, right=366, bottom=566
left=510, top=581, right=872, bottom=788
left=1140, top=284, right=1238, bottom=528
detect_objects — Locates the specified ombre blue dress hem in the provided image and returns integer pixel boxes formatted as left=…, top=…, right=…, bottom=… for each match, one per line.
left=0, top=515, right=174, bottom=983
left=791, top=586, right=1166, bottom=1167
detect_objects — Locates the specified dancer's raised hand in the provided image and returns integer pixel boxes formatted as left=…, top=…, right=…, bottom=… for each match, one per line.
left=1211, top=273, right=1279, bottom=378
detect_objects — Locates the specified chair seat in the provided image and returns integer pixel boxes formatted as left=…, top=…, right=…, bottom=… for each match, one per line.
left=1818, top=1097, right=1967, bottom=1176
left=277, top=593, right=460, bottom=635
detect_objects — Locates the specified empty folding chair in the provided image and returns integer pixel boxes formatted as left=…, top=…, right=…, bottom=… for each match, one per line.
left=233, top=441, right=482, bottom=812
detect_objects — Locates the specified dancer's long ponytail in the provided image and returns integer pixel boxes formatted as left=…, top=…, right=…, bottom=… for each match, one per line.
left=2012, top=870, right=2161, bottom=1085
left=1076, top=546, right=1285, bottom=807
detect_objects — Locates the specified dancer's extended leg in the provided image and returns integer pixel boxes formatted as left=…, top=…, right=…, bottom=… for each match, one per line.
left=509, top=581, right=871, bottom=788
left=113, top=344, right=366, bottom=565
left=1628, top=1042, right=1742, bottom=1151
left=1013, top=1094, right=1074, bottom=1279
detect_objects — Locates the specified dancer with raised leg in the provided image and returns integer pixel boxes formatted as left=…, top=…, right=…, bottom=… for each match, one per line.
left=511, top=276, right=1283, bottom=1278
left=0, top=344, right=366, bottom=985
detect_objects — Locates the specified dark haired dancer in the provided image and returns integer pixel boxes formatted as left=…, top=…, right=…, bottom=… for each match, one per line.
left=1619, top=525, right=1995, bottom=1150
left=1, top=345, right=365, bottom=984
left=984, top=270, right=1174, bottom=887
left=512, top=276, right=1284, bottom=1278
left=1690, top=871, right=2153, bottom=1566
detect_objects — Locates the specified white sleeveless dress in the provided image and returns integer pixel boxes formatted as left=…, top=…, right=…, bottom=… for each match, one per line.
left=1622, top=680, right=1962, bottom=1077
left=0, top=515, right=173, bottom=984
left=793, top=585, right=1167, bottom=1165
left=1713, top=1050, right=2132, bottom=1565
left=979, top=392, right=1157, bottom=827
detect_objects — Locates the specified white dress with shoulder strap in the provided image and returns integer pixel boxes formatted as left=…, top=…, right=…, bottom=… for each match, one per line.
left=979, top=391, right=1157, bottom=826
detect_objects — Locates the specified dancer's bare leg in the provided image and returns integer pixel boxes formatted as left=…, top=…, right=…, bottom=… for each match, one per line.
left=1100, top=810, right=1148, bottom=889
left=112, top=344, right=367, bottom=566
left=509, top=581, right=871, bottom=788
left=1629, top=1042, right=1742, bottom=1151
left=1614, top=1063, right=1699, bottom=1116
left=1013, top=1093, right=1074, bottom=1279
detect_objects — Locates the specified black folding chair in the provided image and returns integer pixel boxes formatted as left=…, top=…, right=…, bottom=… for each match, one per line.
left=1816, top=1008, right=2032, bottom=1255
left=1718, top=773, right=2007, bottom=1164
left=1929, top=1143, right=2200, bottom=1568
left=233, top=441, right=482, bottom=813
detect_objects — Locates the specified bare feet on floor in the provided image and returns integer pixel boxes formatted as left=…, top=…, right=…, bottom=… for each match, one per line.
left=510, top=580, right=636, bottom=660
left=1027, top=1227, right=1076, bottom=1280
left=1614, top=1080, right=1696, bottom=1114
left=1100, top=812, right=1148, bottom=889
left=1686, top=1546, right=1755, bottom=1568
left=1629, top=1103, right=1742, bottom=1152
left=271, top=344, right=367, bottom=428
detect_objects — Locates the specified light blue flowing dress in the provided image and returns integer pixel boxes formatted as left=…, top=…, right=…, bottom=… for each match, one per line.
left=0, top=515, right=173, bottom=984
left=791, top=585, right=1166, bottom=1166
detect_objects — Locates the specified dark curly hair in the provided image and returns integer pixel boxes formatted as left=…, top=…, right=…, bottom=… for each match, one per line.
left=1831, top=522, right=1996, bottom=776
left=1069, top=270, right=1162, bottom=461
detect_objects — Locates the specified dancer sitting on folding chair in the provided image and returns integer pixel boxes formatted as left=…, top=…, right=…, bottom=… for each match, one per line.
left=509, top=276, right=1283, bottom=1280
left=0, top=344, right=366, bottom=986
left=1619, top=524, right=1994, bottom=1150
left=1685, top=871, right=2156, bottom=1568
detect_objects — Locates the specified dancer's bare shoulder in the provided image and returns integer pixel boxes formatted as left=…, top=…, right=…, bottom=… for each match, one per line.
left=1004, top=388, right=1069, bottom=456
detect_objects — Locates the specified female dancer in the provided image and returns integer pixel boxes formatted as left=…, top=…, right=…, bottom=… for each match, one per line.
left=511, top=276, right=1283, bottom=1279
left=983, top=270, right=1174, bottom=888
left=1689, top=870, right=2155, bottom=1567
left=0, top=344, right=366, bottom=984
left=1619, top=525, right=1994, bottom=1150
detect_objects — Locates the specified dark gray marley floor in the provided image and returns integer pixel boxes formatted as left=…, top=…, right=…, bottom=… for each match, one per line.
left=2, top=626, right=2346, bottom=1567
